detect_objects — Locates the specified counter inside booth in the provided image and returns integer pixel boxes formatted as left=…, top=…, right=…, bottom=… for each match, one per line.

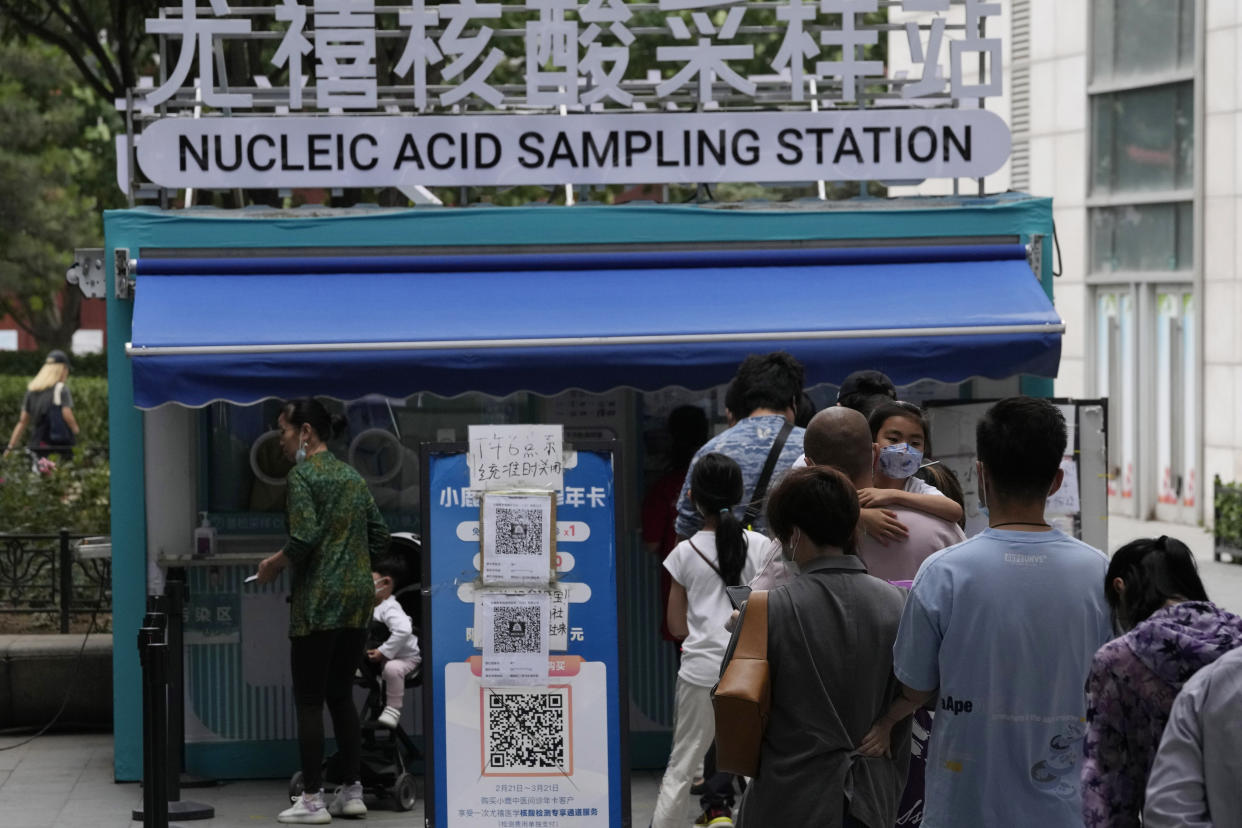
left=165, top=556, right=304, bottom=773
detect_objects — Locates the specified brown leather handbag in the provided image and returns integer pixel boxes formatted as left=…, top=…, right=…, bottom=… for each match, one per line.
left=711, top=590, right=770, bottom=777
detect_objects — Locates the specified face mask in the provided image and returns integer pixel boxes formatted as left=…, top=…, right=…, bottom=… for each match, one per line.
left=295, top=441, right=308, bottom=464
left=878, top=443, right=923, bottom=479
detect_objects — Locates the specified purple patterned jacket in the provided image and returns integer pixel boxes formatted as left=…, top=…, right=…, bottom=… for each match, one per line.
left=1081, top=601, right=1242, bottom=828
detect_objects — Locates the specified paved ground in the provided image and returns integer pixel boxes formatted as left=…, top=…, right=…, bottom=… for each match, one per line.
left=2, top=516, right=1238, bottom=828
left=0, top=732, right=662, bottom=828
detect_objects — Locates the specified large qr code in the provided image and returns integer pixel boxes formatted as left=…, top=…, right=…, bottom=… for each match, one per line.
left=482, top=687, right=572, bottom=775
left=491, top=605, right=542, bottom=654
left=494, top=507, right=544, bottom=556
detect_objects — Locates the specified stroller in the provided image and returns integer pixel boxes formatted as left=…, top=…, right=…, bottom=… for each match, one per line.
left=289, top=532, right=424, bottom=811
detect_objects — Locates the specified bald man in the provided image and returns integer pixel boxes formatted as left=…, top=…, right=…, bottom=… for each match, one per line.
left=802, top=407, right=964, bottom=582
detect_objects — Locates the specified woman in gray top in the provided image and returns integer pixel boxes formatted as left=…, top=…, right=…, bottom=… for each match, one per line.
left=735, top=466, right=911, bottom=828
left=4, top=350, right=79, bottom=460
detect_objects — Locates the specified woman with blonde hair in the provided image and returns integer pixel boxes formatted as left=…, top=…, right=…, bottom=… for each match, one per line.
left=4, top=350, right=79, bottom=460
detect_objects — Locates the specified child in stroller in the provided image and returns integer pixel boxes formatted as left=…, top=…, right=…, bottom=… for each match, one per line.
left=369, top=556, right=422, bottom=729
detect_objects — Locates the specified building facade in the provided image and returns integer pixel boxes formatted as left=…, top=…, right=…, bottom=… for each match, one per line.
left=891, top=0, right=1236, bottom=527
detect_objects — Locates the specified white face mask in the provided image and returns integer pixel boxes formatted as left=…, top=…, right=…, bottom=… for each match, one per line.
left=295, top=441, right=308, bottom=464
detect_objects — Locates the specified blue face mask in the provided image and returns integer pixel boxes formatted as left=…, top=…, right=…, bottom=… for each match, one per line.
left=878, top=443, right=923, bottom=479
left=294, top=441, right=308, bottom=464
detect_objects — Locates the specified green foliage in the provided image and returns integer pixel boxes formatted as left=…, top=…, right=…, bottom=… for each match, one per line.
left=0, top=39, right=124, bottom=350
left=0, top=351, right=107, bottom=378
left=1215, top=479, right=1242, bottom=549
left=0, top=449, right=111, bottom=534
left=0, top=373, right=110, bottom=534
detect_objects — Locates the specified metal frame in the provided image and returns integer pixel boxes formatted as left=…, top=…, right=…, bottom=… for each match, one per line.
left=121, top=1, right=998, bottom=204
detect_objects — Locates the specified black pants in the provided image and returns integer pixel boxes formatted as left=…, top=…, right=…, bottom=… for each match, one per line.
left=290, top=627, right=367, bottom=791
left=699, top=742, right=741, bottom=811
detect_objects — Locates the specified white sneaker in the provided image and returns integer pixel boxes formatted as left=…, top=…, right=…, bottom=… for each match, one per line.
left=278, top=790, right=331, bottom=824
left=329, top=781, right=367, bottom=818
left=377, top=705, right=401, bottom=729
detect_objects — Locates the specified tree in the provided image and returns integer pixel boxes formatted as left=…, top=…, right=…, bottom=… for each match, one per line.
left=0, top=0, right=158, bottom=105
left=0, top=40, right=122, bottom=350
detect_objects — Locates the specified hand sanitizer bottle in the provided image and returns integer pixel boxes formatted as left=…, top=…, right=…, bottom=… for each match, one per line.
left=194, top=512, right=216, bottom=559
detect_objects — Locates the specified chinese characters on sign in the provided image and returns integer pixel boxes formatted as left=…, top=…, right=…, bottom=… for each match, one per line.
left=469, top=425, right=565, bottom=492
left=140, top=0, right=1002, bottom=112
left=127, top=0, right=1009, bottom=189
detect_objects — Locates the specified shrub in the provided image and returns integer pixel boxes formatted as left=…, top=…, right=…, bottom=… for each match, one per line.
left=0, top=351, right=107, bottom=378
left=0, top=374, right=110, bottom=534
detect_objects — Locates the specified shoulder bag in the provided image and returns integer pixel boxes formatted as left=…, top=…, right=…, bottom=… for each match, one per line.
left=712, top=589, right=770, bottom=777
left=741, top=421, right=794, bottom=530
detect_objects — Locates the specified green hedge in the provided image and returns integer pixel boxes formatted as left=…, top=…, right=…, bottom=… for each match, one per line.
left=0, top=351, right=108, bottom=378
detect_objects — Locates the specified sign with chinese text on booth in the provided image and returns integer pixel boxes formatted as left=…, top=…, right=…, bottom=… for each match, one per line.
left=123, top=1, right=1011, bottom=191
left=422, top=442, right=626, bottom=827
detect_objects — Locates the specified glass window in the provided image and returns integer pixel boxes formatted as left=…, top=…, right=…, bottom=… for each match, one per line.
left=1091, top=0, right=1195, bottom=83
left=1091, top=82, right=1194, bottom=195
left=1090, top=202, right=1193, bottom=273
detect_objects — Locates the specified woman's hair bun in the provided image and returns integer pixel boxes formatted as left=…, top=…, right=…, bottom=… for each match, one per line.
left=328, top=413, right=349, bottom=440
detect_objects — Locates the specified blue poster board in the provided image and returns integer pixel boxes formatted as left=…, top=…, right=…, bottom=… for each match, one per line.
left=422, top=444, right=628, bottom=827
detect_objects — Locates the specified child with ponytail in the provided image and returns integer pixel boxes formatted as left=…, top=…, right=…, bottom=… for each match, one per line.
left=652, top=453, right=769, bottom=828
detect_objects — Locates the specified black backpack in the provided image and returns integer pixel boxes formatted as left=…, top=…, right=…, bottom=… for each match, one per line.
left=36, top=383, right=75, bottom=448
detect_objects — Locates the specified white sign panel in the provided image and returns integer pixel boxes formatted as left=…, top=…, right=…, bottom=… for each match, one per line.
left=478, top=592, right=551, bottom=686
left=444, top=660, right=610, bottom=822
left=480, top=492, right=556, bottom=586
left=469, top=425, right=565, bottom=491
left=134, top=109, right=1009, bottom=189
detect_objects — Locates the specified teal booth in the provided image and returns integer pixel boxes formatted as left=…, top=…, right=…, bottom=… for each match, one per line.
left=104, top=194, right=1060, bottom=781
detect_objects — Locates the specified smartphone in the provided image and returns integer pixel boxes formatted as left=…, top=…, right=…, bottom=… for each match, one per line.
left=725, top=585, right=751, bottom=610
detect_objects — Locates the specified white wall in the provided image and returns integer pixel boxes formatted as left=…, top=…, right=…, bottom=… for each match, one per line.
left=1029, top=0, right=1089, bottom=399
left=1202, top=0, right=1242, bottom=505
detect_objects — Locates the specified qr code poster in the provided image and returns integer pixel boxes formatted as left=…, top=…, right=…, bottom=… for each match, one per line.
left=480, top=491, right=556, bottom=586
left=444, top=660, right=611, bottom=824
left=481, top=687, right=572, bottom=776
left=479, top=592, right=550, bottom=686
left=474, top=585, right=570, bottom=652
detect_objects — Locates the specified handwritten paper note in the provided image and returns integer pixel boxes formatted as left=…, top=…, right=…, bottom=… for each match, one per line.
left=1046, top=457, right=1081, bottom=515
left=468, top=424, right=564, bottom=491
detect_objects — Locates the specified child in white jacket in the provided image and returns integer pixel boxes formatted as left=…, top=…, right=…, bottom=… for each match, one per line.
left=368, top=558, right=422, bottom=729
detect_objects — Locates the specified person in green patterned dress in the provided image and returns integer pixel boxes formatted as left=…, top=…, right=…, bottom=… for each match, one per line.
left=255, top=398, right=389, bottom=824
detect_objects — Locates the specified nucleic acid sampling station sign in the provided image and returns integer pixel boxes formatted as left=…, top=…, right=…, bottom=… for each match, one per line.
left=421, top=426, right=627, bottom=828
left=121, top=1, right=1012, bottom=194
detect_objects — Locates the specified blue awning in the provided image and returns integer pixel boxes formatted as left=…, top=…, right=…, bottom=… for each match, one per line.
left=126, top=245, right=1063, bottom=408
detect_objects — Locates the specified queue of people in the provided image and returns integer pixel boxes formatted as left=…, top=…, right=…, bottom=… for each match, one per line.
left=648, top=353, right=1239, bottom=828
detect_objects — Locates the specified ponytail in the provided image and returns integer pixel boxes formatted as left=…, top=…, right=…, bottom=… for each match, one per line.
left=689, top=453, right=747, bottom=587
left=715, top=506, right=746, bottom=587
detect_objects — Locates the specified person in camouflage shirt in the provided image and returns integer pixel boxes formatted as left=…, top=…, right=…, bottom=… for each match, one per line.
left=256, top=398, right=388, bottom=823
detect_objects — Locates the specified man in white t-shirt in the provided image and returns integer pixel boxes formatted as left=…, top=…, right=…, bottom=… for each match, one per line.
left=887, top=397, right=1112, bottom=827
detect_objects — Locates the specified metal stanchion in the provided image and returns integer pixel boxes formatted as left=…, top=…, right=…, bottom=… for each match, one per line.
left=137, top=624, right=160, bottom=827
left=134, top=602, right=201, bottom=825
left=163, top=575, right=215, bottom=817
